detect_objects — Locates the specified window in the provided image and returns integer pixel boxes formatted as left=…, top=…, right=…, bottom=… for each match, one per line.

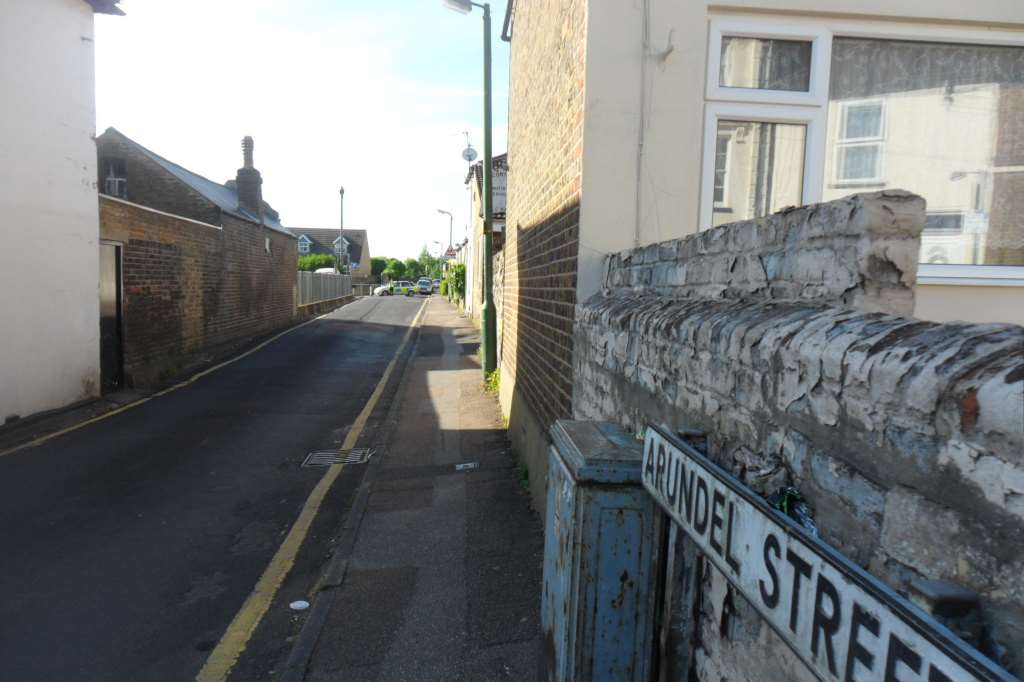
left=102, top=158, right=127, bottom=199
left=703, top=18, right=1024, bottom=280
left=297, top=236, right=311, bottom=254
left=834, top=100, right=884, bottom=183
left=713, top=133, right=731, bottom=206
left=719, top=36, right=812, bottom=92
left=823, top=37, right=1024, bottom=268
left=710, top=120, right=806, bottom=226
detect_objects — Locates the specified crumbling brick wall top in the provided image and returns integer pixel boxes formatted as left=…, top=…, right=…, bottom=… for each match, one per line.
left=604, top=191, right=925, bottom=317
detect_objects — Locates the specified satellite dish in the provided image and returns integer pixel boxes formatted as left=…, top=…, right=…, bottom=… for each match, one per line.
left=462, top=146, right=478, bottom=162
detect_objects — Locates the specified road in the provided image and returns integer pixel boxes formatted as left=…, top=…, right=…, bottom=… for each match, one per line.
left=0, top=296, right=423, bottom=682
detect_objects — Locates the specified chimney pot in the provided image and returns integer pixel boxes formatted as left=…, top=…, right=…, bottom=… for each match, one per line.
left=236, top=135, right=263, bottom=221
left=242, top=136, right=254, bottom=169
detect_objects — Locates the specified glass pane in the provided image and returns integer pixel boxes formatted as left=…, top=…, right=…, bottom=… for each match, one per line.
left=844, top=103, right=883, bottom=139
left=824, top=37, right=1024, bottom=266
left=719, top=37, right=813, bottom=92
left=712, top=120, right=806, bottom=227
left=839, top=145, right=881, bottom=180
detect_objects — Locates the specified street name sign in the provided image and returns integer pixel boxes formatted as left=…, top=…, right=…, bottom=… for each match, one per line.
left=642, top=425, right=1015, bottom=682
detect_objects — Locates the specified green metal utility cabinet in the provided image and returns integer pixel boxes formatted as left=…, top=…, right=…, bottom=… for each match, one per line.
left=542, top=420, right=660, bottom=681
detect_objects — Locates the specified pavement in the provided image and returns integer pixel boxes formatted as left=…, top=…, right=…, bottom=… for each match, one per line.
left=273, top=297, right=545, bottom=682
left=0, top=296, right=421, bottom=681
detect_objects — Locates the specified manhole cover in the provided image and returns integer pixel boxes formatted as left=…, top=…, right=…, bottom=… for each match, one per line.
left=302, top=448, right=373, bottom=467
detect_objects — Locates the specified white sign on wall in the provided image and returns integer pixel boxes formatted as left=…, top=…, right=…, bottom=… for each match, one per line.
left=642, top=426, right=1014, bottom=682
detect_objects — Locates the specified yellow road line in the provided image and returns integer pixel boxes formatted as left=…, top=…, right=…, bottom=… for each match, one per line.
left=195, top=299, right=427, bottom=682
left=0, top=306, right=349, bottom=460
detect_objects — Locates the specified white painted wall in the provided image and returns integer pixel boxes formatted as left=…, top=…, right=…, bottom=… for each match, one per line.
left=0, top=0, right=101, bottom=420
left=576, top=0, right=1024, bottom=322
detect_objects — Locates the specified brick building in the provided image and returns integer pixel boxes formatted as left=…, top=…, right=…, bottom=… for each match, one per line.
left=497, top=0, right=586, bottom=508
left=95, top=129, right=297, bottom=388
left=500, top=0, right=1024, bottom=678
left=498, top=0, right=1024, bottom=507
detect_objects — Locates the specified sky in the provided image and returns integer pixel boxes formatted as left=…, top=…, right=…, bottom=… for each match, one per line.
left=94, top=0, right=509, bottom=261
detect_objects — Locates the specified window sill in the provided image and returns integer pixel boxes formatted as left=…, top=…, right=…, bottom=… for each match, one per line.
left=828, top=180, right=886, bottom=190
left=917, top=264, right=1024, bottom=287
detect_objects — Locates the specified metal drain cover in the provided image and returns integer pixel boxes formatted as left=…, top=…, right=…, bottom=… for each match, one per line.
left=302, top=448, right=374, bottom=467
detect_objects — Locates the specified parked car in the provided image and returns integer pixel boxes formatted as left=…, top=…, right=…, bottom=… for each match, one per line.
left=416, top=278, right=433, bottom=295
left=432, top=278, right=441, bottom=292
left=374, top=281, right=414, bottom=296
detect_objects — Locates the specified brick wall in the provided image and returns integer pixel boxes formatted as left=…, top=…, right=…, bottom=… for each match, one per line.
left=574, top=193, right=1024, bottom=677
left=501, top=0, right=587, bottom=444
left=97, top=131, right=222, bottom=226
left=100, top=196, right=297, bottom=386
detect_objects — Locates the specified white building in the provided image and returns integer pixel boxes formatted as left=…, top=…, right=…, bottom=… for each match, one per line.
left=0, top=0, right=122, bottom=423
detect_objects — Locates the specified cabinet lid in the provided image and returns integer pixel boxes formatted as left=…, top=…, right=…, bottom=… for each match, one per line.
left=550, top=420, right=644, bottom=484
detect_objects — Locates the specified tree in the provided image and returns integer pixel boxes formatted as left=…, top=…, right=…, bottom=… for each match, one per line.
left=382, top=258, right=406, bottom=281
left=404, top=257, right=423, bottom=280
left=418, top=246, right=443, bottom=280
left=370, top=256, right=388, bottom=278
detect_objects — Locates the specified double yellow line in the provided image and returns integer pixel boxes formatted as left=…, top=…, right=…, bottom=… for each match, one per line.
left=195, top=299, right=426, bottom=681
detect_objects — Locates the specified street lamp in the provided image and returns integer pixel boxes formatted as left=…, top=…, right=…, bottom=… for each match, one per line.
left=444, top=0, right=496, bottom=378
left=437, top=209, right=454, bottom=249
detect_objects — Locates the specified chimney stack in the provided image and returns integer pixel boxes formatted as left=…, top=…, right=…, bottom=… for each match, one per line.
left=236, top=136, right=263, bottom=222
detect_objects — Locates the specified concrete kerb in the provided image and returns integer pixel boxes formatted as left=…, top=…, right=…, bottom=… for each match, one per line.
left=276, top=303, right=427, bottom=682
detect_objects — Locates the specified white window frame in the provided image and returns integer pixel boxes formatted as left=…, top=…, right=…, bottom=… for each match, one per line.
left=700, top=102, right=825, bottom=232
left=833, top=98, right=886, bottom=185
left=707, top=18, right=831, bottom=107
left=297, top=235, right=311, bottom=254
left=701, top=15, right=1024, bottom=285
left=712, top=130, right=733, bottom=208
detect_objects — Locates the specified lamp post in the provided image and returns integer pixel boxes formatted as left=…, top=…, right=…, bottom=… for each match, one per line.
left=443, top=0, right=495, bottom=378
left=437, top=209, right=454, bottom=249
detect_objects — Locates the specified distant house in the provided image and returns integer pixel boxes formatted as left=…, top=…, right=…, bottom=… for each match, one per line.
left=0, top=0, right=122, bottom=423
left=288, top=228, right=373, bottom=282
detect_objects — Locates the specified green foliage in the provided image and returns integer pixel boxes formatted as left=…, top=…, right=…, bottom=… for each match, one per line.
left=404, top=257, right=423, bottom=280
left=484, top=368, right=500, bottom=394
left=446, top=263, right=466, bottom=301
left=297, top=253, right=336, bottom=271
left=382, top=258, right=406, bottom=281
left=370, top=256, right=388, bottom=277
left=439, top=279, right=449, bottom=296
left=418, top=246, right=444, bottom=280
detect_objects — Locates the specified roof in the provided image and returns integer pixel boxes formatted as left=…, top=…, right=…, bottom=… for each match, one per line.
left=85, top=0, right=124, bottom=15
left=288, top=228, right=367, bottom=264
left=101, top=127, right=290, bottom=236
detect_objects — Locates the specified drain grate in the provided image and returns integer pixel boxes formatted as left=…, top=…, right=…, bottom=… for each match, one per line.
left=302, top=448, right=374, bottom=467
